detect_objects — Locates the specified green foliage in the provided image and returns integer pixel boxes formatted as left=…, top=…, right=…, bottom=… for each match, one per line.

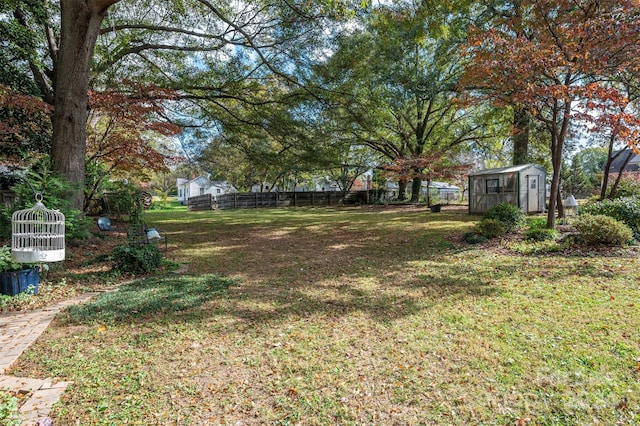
left=482, top=203, right=525, bottom=231
left=574, top=214, right=634, bottom=246
left=525, top=227, right=558, bottom=242
left=0, top=160, right=91, bottom=240
left=0, top=246, right=22, bottom=273
left=562, top=147, right=607, bottom=197
left=526, top=216, right=548, bottom=230
left=111, top=244, right=162, bottom=275
left=461, top=232, right=487, bottom=244
left=508, top=239, right=562, bottom=254
left=0, top=245, right=36, bottom=274
left=0, top=390, right=21, bottom=426
left=475, top=218, right=506, bottom=239
left=581, top=197, right=640, bottom=239
left=66, top=274, right=237, bottom=324
left=612, top=176, right=640, bottom=199
left=102, top=181, right=140, bottom=217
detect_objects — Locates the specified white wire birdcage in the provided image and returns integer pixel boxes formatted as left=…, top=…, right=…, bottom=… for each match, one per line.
left=11, top=194, right=65, bottom=263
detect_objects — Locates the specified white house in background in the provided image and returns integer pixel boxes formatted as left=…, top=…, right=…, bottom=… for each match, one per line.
left=250, top=182, right=280, bottom=193
left=177, top=177, right=237, bottom=204
left=314, top=176, right=341, bottom=192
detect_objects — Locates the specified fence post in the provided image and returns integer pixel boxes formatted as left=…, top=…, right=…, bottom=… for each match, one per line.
left=275, top=191, right=278, bottom=208
left=294, top=191, right=297, bottom=207
left=327, top=191, right=330, bottom=206
left=255, top=192, right=258, bottom=208
left=234, top=193, right=237, bottom=209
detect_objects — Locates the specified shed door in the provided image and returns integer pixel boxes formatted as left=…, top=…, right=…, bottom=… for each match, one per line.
left=527, top=175, right=539, bottom=212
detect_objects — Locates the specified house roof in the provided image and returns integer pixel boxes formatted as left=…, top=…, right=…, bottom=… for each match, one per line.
left=190, top=176, right=210, bottom=187
left=607, top=149, right=640, bottom=173
left=470, top=163, right=546, bottom=177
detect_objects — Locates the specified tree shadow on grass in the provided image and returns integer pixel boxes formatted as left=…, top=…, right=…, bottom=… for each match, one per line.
left=65, top=274, right=238, bottom=325
left=63, top=208, right=503, bottom=328
left=63, top=255, right=503, bottom=328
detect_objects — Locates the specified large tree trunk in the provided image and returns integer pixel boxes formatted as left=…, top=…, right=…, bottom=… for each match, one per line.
left=410, top=176, right=421, bottom=203
left=51, top=0, right=118, bottom=210
left=513, top=106, right=530, bottom=165
left=546, top=106, right=571, bottom=229
left=397, top=180, right=407, bottom=201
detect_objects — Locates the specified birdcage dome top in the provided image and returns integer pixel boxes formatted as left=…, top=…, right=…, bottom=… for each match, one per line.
left=11, top=194, right=65, bottom=263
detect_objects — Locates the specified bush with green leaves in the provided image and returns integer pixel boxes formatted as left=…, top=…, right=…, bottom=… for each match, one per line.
left=525, top=227, right=558, bottom=242
left=526, top=216, right=548, bottom=230
left=574, top=214, right=634, bottom=246
left=581, top=197, right=640, bottom=239
left=462, top=232, right=488, bottom=244
left=111, top=244, right=163, bottom=275
left=482, top=203, right=525, bottom=231
left=102, top=181, right=140, bottom=217
left=611, top=176, right=640, bottom=199
left=476, top=218, right=506, bottom=239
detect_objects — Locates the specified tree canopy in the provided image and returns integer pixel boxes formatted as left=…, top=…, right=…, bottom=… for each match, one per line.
left=2, top=0, right=640, bottom=224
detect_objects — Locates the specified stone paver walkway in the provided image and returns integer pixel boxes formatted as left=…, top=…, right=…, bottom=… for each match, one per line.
left=0, top=293, right=98, bottom=425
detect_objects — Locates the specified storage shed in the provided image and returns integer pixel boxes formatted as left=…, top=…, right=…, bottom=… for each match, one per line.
left=469, top=164, right=546, bottom=214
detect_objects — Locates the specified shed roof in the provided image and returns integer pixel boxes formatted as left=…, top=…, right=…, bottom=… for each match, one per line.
left=469, top=163, right=546, bottom=177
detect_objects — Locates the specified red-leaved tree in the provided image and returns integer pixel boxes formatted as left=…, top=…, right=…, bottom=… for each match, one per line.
left=460, top=0, right=640, bottom=228
left=0, top=85, right=52, bottom=167
left=85, top=84, right=181, bottom=211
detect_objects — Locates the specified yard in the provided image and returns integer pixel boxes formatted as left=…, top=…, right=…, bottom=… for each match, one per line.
left=7, top=206, right=640, bottom=425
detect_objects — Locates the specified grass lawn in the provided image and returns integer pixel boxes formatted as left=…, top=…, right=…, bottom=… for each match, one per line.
left=8, top=205, right=640, bottom=425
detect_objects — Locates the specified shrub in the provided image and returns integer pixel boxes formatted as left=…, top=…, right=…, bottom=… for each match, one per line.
left=462, top=232, right=487, bottom=244
left=526, top=216, right=548, bottom=230
left=111, top=244, right=162, bottom=275
left=574, top=214, right=634, bottom=246
left=612, top=176, right=640, bottom=199
left=581, top=197, right=640, bottom=239
left=476, top=218, right=506, bottom=239
left=482, top=203, right=525, bottom=231
left=525, top=228, right=558, bottom=242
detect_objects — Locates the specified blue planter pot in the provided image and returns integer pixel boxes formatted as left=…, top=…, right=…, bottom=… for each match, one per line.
left=0, top=267, right=39, bottom=296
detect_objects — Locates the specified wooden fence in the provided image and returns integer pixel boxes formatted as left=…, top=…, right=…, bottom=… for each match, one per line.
left=188, top=190, right=378, bottom=211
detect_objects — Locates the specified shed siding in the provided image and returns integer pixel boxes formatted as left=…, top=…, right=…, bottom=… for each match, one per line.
left=469, top=164, right=546, bottom=214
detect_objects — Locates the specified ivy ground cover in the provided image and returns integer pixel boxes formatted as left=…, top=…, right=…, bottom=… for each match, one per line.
left=9, top=206, right=640, bottom=425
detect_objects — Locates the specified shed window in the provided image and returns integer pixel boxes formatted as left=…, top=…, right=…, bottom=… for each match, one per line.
left=486, top=179, right=499, bottom=193
left=504, top=174, right=516, bottom=192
